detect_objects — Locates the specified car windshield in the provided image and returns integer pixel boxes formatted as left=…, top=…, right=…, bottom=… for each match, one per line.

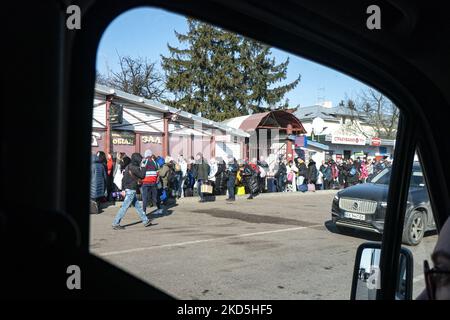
left=371, top=168, right=391, bottom=185
left=371, top=167, right=425, bottom=187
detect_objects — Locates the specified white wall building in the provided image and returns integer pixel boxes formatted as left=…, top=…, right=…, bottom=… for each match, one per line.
left=92, top=84, right=249, bottom=160
left=295, top=102, right=395, bottom=160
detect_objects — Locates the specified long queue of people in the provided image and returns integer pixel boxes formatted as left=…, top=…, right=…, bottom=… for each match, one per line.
left=90, top=149, right=392, bottom=229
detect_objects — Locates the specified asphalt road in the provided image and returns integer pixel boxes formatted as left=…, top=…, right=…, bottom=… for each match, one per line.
left=90, top=191, right=438, bottom=300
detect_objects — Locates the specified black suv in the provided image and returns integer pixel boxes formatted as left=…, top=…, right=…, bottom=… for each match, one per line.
left=331, top=162, right=435, bottom=245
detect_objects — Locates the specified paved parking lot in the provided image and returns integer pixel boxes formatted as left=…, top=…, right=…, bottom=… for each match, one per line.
left=90, top=191, right=438, bottom=299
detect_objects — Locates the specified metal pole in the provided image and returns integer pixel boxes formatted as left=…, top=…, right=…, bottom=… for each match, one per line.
left=105, top=95, right=114, bottom=154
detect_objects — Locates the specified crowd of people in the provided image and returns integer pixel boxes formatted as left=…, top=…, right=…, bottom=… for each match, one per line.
left=90, top=149, right=392, bottom=229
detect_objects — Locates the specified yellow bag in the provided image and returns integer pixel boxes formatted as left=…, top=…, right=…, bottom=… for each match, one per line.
left=237, top=186, right=246, bottom=195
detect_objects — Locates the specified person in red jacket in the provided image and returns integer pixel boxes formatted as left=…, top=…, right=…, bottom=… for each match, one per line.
left=141, top=149, right=161, bottom=215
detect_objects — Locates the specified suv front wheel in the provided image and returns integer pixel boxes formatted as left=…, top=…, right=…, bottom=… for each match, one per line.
left=402, top=210, right=426, bottom=246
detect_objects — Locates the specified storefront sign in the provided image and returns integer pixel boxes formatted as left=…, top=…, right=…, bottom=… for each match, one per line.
left=371, top=137, right=381, bottom=146
left=331, top=134, right=366, bottom=146
left=142, top=135, right=162, bottom=144
left=112, top=131, right=135, bottom=145
left=295, top=135, right=307, bottom=147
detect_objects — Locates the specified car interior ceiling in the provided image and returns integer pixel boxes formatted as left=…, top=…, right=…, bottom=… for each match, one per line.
left=2, top=0, right=449, bottom=299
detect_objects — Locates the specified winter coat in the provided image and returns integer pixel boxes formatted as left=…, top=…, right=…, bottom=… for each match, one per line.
left=179, top=159, right=188, bottom=177
left=158, top=163, right=173, bottom=189
left=337, top=163, right=347, bottom=184
left=359, top=163, right=369, bottom=180
left=90, top=155, right=107, bottom=199
left=320, top=165, right=332, bottom=181
left=287, top=164, right=298, bottom=182
left=274, top=162, right=287, bottom=178
left=306, top=161, right=318, bottom=184
left=214, top=162, right=228, bottom=195
left=347, top=164, right=359, bottom=184
left=331, top=164, right=339, bottom=180
left=241, top=164, right=259, bottom=194
left=194, top=159, right=210, bottom=180
left=296, top=161, right=308, bottom=177
left=142, top=157, right=159, bottom=185
left=121, top=153, right=145, bottom=191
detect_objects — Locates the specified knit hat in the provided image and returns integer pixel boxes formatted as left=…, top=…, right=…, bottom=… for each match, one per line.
left=144, top=149, right=152, bottom=158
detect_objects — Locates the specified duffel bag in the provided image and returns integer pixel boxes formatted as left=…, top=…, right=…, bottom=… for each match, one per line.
left=298, top=184, right=308, bottom=193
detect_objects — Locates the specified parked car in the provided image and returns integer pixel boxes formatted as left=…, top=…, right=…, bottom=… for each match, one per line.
left=332, top=162, right=435, bottom=245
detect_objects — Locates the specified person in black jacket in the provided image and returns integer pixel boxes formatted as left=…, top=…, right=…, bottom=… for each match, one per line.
left=240, top=161, right=260, bottom=199
left=337, top=159, right=347, bottom=188
left=274, top=158, right=287, bottom=192
left=306, top=159, right=318, bottom=185
left=225, top=156, right=238, bottom=201
left=295, top=157, right=308, bottom=187
left=214, top=157, right=228, bottom=195
left=112, top=153, right=153, bottom=230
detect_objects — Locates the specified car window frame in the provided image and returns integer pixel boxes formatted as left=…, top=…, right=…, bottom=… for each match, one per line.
left=64, top=0, right=450, bottom=300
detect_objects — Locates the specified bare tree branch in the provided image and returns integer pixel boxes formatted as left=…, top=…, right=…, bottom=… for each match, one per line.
left=97, top=53, right=166, bottom=101
left=340, top=89, right=399, bottom=139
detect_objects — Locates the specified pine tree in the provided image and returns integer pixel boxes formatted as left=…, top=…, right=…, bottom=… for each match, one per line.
left=161, top=18, right=300, bottom=121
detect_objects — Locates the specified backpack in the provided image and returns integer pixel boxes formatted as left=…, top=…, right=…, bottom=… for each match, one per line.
left=156, top=157, right=165, bottom=167
left=298, top=184, right=308, bottom=193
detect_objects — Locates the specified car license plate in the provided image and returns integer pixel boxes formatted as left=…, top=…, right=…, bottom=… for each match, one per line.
left=344, top=212, right=365, bottom=221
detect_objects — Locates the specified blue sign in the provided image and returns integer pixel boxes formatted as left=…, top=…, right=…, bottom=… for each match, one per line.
left=295, top=135, right=307, bottom=147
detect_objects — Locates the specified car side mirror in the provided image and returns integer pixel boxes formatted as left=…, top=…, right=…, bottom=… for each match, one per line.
left=350, top=242, right=414, bottom=300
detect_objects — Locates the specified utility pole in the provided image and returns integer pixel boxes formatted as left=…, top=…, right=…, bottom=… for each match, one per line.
left=105, top=94, right=114, bottom=155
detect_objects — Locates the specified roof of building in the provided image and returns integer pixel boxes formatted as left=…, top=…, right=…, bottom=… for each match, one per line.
left=222, top=110, right=306, bottom=133
left=295, top=104, right=365, bottom=122
left=95, top=84, right=250, bottom=138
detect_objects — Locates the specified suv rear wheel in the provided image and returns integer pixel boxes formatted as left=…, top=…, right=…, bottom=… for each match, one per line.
left=402, top=210, right=426, bottom=246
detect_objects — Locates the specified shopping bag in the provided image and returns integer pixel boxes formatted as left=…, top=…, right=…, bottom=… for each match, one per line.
left=201, top=183, right=213, bottom=194
left=237, top=186, right=246, bottom=195
left=307, top=183, right=316, bottom=192
left=298, top=184, right=308, bottom=193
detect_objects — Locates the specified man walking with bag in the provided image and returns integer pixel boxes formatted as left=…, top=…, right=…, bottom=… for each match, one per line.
left=112, top=153, right=153, bottom=230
